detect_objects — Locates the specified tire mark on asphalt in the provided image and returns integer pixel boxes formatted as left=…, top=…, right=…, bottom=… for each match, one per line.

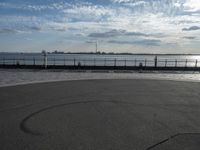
left=20, top=100, right=150, bottom=136
left=19, top=100, right=200, bottom=149
left=20, top=100, right=198, bottom=136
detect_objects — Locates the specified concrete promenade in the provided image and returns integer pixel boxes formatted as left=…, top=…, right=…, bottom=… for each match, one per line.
left=0, top=79, right=200, bottom=150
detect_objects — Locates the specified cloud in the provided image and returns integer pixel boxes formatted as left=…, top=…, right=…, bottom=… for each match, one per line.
left=183, top=36, right=196, bottom=39
left=125, top=32, right=149, bottom=36
left=108, top=39, right=161, bottom=46
left=0, top=28, right=17, bottom=34
left=0, top=25, right=41, bottom=34
left=183, top=0, right=200, bottom=12
left=21, top=26, right=41, bottom=32
left=111, top=0, right=145, bottom=4
left=28, top=26, right=41, bottom=31
left=111, top=0, right=146, bottom=7
left=0, top=2, right=72, bottom=12
left=178, top=20, right=200, bottom=24
left=88, top=29, right=151, bottom=38
left=88, top=29, right=125, bottom=38
left=0, top=0, right=200, bottom=53
left=62, top=4, right=114, bottom=22
left=182, top=26, right=200, bottom=31
left=55, top=28, right=66, bottom=32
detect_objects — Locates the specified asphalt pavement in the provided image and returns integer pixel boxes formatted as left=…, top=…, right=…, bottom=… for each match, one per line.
left=0, top=79, right=200, bottom=150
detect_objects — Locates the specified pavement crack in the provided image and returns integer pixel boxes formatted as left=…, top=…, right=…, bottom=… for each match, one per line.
left=145, top=133, right=200, bottom=150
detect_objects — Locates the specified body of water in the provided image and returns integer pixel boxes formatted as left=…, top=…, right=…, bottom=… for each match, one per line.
left=1, top=53, right=200, bottom=67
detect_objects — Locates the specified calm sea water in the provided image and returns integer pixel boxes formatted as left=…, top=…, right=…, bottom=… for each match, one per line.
left=1, top=53, right=200, bottom=67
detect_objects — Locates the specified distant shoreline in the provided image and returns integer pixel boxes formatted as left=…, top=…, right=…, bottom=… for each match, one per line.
left=1, top=52, right=200, bottom=56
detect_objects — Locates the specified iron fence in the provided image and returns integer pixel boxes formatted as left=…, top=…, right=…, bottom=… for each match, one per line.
left=0, top=57, right=199, bottom=68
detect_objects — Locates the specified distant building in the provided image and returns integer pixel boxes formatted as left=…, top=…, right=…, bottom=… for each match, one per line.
left=52, top=50, right=64, bottom=54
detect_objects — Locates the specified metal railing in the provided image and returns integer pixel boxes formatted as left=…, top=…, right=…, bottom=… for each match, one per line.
left=0, top=57, right=199, bottom=69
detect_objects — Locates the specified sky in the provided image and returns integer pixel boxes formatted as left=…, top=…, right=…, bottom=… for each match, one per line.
left=0, top=0, right=200, bottom=54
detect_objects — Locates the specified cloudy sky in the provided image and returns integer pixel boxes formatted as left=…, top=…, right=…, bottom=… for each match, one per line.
left=0, top=0, right=200, bottom=53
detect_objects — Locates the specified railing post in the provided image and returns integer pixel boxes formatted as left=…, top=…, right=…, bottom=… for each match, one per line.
left=104, top=58, right=106, bottom=66
left=74, top=58, right=76, bottom=66
left=124, top=59, right=126, bottom=67
left=3, top=57, right=5, bottom=65
left=135, top=59, right=137, bottom=67
left=94, top=58, right=96, bottom=66
left=33, top=57, right=35, bottom=66
left=145, top=59, right=147, bottom=67
left=185, top=59, right=187, bottom=67
left=195, top=59, right=198, bottom=68
left=165, top=59, right=167, bottom=67
left=154, top=56, right=157, bottom=68
left=42, top=50, right=47, bottom=68
left=64, top=58, right=66, bottom=66
left=44, top=53, right=47, bottom=68
left=175, top=59, right=177, bottom=67
left=114, top=58, right=116, bottom=67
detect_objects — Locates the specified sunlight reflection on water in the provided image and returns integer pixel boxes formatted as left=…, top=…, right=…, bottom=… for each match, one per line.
left=190, top=55, right=200, bottom=60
